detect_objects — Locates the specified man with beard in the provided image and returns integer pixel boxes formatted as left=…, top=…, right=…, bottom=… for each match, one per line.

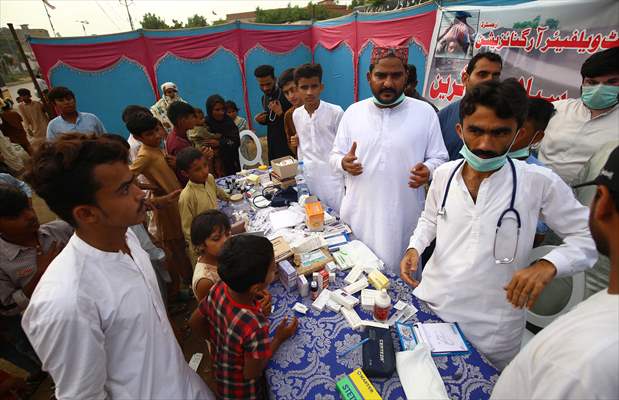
left=400, top=79, right=596, bottom=369
left=492, top=146, right=619, bottom=399
left=330, top=46, right=448, bottom=273
left=21, top=134, right=214, bottom=399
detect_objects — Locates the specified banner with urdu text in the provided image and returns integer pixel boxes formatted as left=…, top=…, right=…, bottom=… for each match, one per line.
left=423, top=0, right=619, bottom=109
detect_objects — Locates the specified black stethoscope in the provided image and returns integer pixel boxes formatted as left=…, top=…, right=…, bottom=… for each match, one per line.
left=438, top=157, right=521, bottom=264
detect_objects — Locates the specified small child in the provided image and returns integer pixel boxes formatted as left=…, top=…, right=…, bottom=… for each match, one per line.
left=189, top=235, right=297, bottom=400
left=188, top=107, right=223, bottom=177
left=278, top=68, right=304, bottom=156
left=127, top=114, right=193, bottom=294
left=189, top=210, right=231, bottom=302
left=225, top=100, right=248, bottom=132
left=177, top=147, right=230, bottom=264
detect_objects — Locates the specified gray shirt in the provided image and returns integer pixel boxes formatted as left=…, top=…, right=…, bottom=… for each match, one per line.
left=0, top=220, right=73, bottom=316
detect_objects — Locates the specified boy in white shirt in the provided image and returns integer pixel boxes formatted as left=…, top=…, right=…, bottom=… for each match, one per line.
left=292, top=63, right=345, bottom=212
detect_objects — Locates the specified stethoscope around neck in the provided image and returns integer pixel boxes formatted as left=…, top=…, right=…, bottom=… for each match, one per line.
left=438, top=157, right=521, bottom=264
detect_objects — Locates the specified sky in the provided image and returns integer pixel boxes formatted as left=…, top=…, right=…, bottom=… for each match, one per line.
left=1, top=0, right=353, bottom=37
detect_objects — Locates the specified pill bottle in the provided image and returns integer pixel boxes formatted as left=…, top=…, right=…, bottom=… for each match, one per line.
left=373, top=289, right=391, bottom=322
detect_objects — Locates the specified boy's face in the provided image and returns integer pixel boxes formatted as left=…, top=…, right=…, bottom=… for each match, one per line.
left=282, top=81, right=302, bottom=108
left=511, top=119, right=543, bottom=151
left=137, top=124, right=165, bottom=148
left=456, top=104, right=521, bottom=158
left=184, top=156, right=209, bottom=184
left=0, top=205, right=39, bottom=239
left=54, top=95, right=77, bottom=115
left=179, top=113, right=197, bottom=131
left=211, top=102, right=226, bottom=122
left=297, top=76, right=323, bottom=107
left=226, top=106, right=238, bottom=120
left=203, top=226, right=231, bottom=258
left=21, top=94, right=32, bottom=103
left=194, top=110, right=205, bottom=126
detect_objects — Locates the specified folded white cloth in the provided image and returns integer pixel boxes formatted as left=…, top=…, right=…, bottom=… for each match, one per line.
left=396, top=344, right=449, bottom=400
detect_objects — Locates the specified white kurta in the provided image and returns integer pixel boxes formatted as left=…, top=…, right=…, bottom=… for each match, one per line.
left=22, top=230, right=214, bottom=400
left=539, top=99, right=619, bottom=185
left=330, top=97, right=448, bottom=273
left=491, top=290, right=619, bottom=399
left=409, top=159, right=597, bottom=369
left=293, top=100, right=345, bottom=213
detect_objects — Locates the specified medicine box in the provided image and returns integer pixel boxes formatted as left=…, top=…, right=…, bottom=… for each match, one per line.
left=336, top=369, right=382, bottom=400
left=278, top=260, right=297, bottom=290
left=304, top=196, right=325, bottom=232
left=270, top=156, right=298, bottom=180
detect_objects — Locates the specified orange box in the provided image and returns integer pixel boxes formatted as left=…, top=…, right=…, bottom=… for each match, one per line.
left=304, top=196, right=324, bottom=231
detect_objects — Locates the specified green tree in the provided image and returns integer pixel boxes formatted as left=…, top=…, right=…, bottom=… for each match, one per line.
left=186, top=14, right=209, bottom=28
left=255, top=3, right=339, bottom=24
left=140, top=12, right=168, bottom=29
left=212, top=19, right=229, bottom=26
left=171, top=19, right=184, bottom=29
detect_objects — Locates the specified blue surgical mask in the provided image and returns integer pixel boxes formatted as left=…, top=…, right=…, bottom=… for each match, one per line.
left=581, top=84, right=619, bottom=110
left=507, top=147, right=530, bottom=159
left=508, top=130, right=540, bottom=159
left=373, top=92, right=406, bottom=107
left=459, top=142, right=510, bottom=172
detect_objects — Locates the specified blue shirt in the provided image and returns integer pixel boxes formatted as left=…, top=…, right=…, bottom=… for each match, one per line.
left=46, top=112, right=106, bottom=140
left=438, top=100, right=463, bottom=161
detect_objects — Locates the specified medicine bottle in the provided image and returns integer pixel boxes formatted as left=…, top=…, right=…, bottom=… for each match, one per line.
left=373, top=289, right=391, bottom=322
left=310, top=280, right=319, bottom=300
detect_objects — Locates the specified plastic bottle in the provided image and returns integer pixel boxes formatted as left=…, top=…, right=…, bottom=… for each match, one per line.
left=295, top=161, right=310, bottom=200
left=373, top=289, right=391, bottom=322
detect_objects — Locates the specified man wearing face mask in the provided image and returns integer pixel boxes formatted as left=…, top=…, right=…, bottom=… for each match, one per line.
left=400, top=79, right=597, bottom=369
left=330, top=46, right=448, bottom=274
left=539, top=47, right=619, bottom=185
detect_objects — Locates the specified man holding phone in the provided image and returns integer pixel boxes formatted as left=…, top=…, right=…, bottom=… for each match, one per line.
left=254, top=64, right=295, bottom=162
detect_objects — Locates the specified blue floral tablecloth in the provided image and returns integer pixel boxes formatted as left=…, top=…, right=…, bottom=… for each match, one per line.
left=265, top=270, right=499, bottom=400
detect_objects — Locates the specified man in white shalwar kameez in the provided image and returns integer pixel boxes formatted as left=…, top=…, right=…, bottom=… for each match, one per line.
left=330, top=47, right=448, bottom=273
left=400, top=79, right=597, bottom=369
left=293, top=63, right=345, bottom=213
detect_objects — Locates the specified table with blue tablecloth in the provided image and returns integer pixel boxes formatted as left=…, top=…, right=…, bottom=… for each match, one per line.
left=265, top=270, right=499, bottom=400
left=215, top=176, right=499, bottom=399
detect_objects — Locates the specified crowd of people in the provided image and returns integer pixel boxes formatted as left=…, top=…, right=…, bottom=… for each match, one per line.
left=0, top=44, right=617, bottom=400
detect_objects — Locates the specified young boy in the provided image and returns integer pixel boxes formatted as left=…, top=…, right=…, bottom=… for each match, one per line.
left=127, top=114, right=192, bottom=295
left=508, top=97, right=555, bottom=165
left=166, top=101, right=214, bottom=186
left=190, top=210, right=231, bottom=302
left=45, top=86, right=106, bottom=140
left=279, top=68, right=304, bottom=156
left=189, top=235, right=298, bottom=400
left=177, top=147, right=230, bottom=264
left=292, top=63, right=345, bottom=212
left=225, top=100, right=248, bottom=132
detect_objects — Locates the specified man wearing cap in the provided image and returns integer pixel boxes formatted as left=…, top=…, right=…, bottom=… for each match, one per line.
left=492, top=146, right=619, bottom=399
left=330, top=46, right=448, bottom=273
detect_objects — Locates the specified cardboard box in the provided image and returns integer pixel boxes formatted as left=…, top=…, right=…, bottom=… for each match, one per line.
left=272, top=236, right=292, bottom=262
left=294, top=247, right=333, bottom=276
left=271, top=156, right=298, bottom=180
left=304, top=196, right=324, bottom=231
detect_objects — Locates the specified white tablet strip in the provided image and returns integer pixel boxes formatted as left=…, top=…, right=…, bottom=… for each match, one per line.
left=341, top=307, right=363, bottom=330
left=326, top=298, right=342, bottom=313
left=344, top=265, right=364, bottom=285
left=343, top=277, right=369, bottom=295
left=293, top=302, right=308, bottom=314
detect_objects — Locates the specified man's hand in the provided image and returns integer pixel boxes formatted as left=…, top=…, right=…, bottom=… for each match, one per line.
left=165, top=155, right=176, bottom=170
left=268, top=100, right=283, bottom=117
left=409, top=163, right=430, bottom=188
left=289, top=135, right=299, bottom=148
left=274, top=316, right=298, bottom=342
left=149, top=189, right=182, bottom=210
left=255, top=112, right=267, bottom=124
left=399, top=248, right=420, bottom=287
left=505, top=259, right=557, bottom=309
left=341, top=142, right=363, bottom=176
left=36, top=241, right=63, bottom=272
